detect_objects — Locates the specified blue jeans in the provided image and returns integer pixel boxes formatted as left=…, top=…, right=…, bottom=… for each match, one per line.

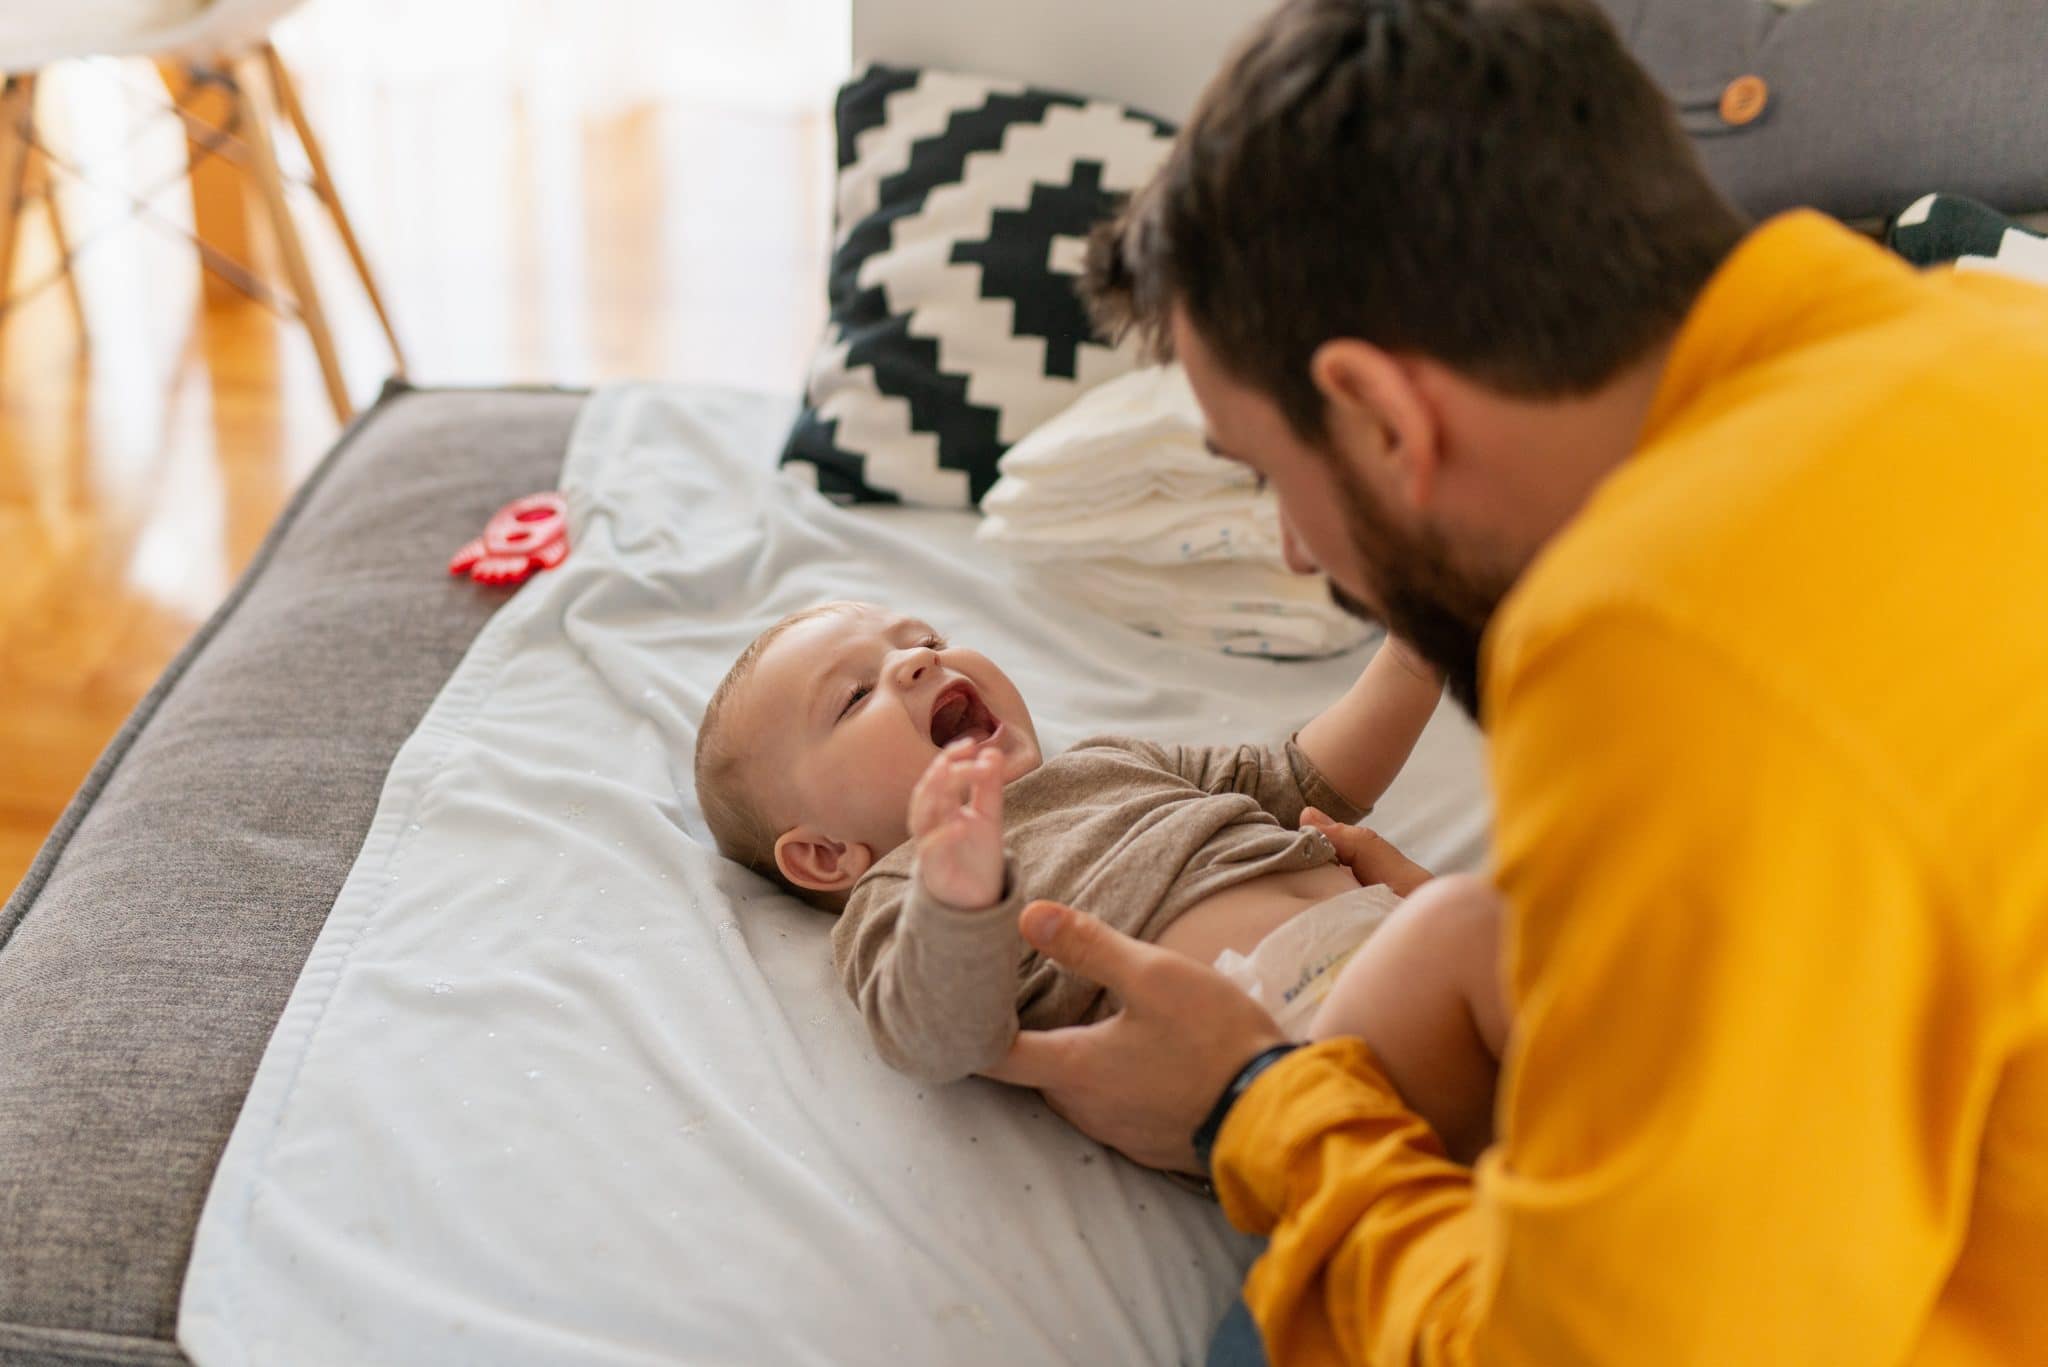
left=1207, top=1297, right=1269, bottom=1367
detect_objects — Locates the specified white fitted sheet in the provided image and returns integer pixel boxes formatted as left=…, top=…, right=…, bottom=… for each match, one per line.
left=179, top=383, right=1491, bottom=1366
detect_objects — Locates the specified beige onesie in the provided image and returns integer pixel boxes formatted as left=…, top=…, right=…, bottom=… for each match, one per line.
left=831, top=735, right=1366, bottom=1082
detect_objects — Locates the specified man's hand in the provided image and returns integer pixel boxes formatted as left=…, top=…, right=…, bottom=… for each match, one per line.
left=1302, top=807, right=1435, bottom=896
left=983, top=900, right=1287, bottom=1174
left=909, top=740, right=1006, bottom=908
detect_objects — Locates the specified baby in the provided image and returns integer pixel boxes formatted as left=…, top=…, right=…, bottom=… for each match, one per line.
left=695, top=602, right=1507, bottom=1161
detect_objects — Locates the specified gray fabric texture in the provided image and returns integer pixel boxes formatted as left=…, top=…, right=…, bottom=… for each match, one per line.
left=1599, top=0, right=2048, bottom=221
left=0, top=384, right=583, bottom=1364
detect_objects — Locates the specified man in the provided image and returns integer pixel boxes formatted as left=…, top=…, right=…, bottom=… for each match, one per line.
left=985, top=0, right=2048, bottom=1361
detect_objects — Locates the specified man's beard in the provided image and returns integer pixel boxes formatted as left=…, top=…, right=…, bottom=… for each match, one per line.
left=1324, top=471, right=1507, bottom=723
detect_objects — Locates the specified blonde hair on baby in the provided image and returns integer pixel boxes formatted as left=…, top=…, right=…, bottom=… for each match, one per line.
left=694, top=603, right=855, bottom=883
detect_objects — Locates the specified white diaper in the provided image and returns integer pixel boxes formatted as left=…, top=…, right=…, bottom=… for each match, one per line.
left=1213, top=884, right=1403, bottom=1037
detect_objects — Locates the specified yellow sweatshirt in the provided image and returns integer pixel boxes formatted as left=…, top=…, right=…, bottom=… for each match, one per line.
left=1211, top=212, right=2048, bottom=1364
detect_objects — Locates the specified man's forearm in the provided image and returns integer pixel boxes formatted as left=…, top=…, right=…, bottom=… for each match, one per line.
left=1211, top=1038, right=1482, bottom=1365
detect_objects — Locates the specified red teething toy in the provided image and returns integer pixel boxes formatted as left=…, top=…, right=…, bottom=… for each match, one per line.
left=448, top=492, right=571, bottom=587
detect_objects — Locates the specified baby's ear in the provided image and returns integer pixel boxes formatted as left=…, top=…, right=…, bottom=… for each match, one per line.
left=773, top=827, right=875, bottom=893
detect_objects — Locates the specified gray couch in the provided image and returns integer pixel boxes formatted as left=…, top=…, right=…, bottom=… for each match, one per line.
left=1603, top=0, right=2048, bottom=222
left=0, top=386, right=585, bottom=1366
left=3, top=2, right=2043, bottom=1362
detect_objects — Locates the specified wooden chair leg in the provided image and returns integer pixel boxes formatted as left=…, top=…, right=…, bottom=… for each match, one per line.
left=161, top=58, right=256, bottom=309
left=28, top=147, right=87, bottom=332
left=227, top=54, right=351, bottom=422
left=261, top=43, right=406, bottom=375
left=0, top=75, right=35, bottom=322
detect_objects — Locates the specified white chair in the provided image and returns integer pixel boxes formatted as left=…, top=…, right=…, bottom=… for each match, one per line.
left=0, top=0, right=406, bottom=419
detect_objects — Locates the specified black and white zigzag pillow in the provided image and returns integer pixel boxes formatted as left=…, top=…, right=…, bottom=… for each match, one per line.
left=782, top=65, right=1177, bottom=508
left=1887, top=194, right=2048, bottom=286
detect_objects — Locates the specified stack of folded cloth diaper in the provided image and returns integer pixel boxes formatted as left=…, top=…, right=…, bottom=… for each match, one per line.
left=977, top=365, right=1371, bottom=659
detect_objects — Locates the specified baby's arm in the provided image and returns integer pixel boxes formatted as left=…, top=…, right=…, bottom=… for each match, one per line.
left=835, top=744, right=1022, bottom=1083
left=1308, top=874, right=1508, bottom=1164
left=1294, top=634, right=1442, bottom=814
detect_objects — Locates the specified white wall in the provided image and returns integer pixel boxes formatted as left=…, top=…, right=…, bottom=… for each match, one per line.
left=853, top=0, right=1274, bottom=121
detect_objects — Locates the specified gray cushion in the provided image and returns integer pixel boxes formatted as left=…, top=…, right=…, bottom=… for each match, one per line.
left=0, top=385, right=584, bottom=1364
left=1602, top=0, right=2048, bottom=222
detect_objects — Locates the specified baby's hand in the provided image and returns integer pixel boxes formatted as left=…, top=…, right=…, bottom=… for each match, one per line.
left=909, top=741, right=1007, bottom=909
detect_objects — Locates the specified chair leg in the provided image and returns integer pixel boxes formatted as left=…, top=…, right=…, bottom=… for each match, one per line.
left=160, top=58, right=257, bottom=309
left=29, top=147, right=87, bottom=332
left=227, top=54, right=351, bottom=422
left=0, top=75, right=35, bottom=322
left=262, top=43, right=406, bottom=375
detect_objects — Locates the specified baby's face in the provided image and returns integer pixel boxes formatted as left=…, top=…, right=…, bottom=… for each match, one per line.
left=737, top=603, right=1041, bottom=871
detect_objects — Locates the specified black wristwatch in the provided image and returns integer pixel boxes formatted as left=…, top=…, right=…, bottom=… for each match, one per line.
left=1192, top=1043, right=1304, bottom=1176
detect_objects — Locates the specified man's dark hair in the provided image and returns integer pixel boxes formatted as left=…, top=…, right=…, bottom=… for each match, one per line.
left=1087, top=0, right=1748, bottom=438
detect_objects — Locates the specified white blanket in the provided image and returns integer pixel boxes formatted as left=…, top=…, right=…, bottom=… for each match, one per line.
left=179, top=384, right=1491, bottom=1366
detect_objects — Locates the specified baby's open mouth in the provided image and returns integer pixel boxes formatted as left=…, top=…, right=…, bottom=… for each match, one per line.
left=929, top=680, right=1000, bottom=747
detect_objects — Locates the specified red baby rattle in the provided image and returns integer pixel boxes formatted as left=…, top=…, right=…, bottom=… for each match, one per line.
left=448, top=492, right=571, bottom=587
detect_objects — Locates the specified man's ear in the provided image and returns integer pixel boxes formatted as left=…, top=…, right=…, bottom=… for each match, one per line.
left=1308, top=339, right=1440, bottom=511
left=772, top=826, right=875, bottom=893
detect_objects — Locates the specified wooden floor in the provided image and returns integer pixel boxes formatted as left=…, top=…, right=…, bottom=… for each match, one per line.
left=0, top=20, right=835, bottom=899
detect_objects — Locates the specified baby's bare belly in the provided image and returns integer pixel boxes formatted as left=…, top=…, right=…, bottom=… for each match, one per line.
left=1151, top=861, right=1362, bottom=967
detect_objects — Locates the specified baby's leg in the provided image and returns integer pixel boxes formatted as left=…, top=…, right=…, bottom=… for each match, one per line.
left=1308, top=874, right=1508, bottom=1164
